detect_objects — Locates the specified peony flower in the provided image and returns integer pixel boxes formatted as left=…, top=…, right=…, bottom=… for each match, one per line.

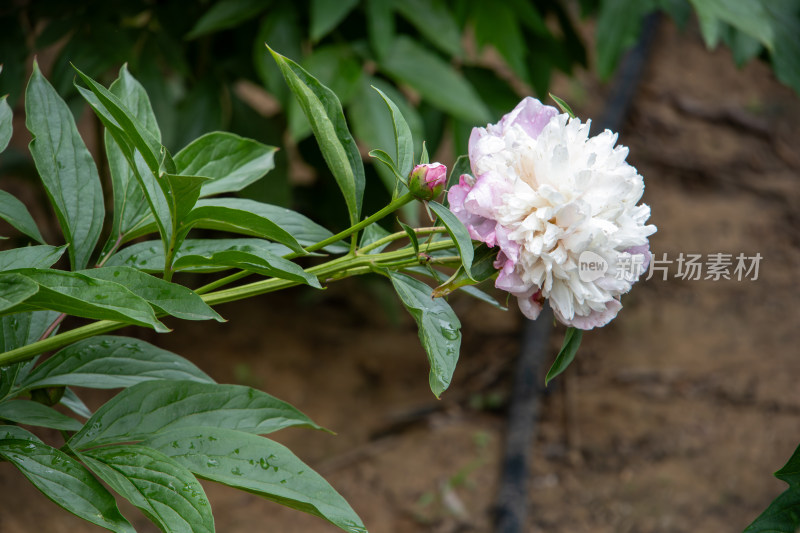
left=409, top=162, right=447, bottom=200
left=448, top=97, right=656, bottom=329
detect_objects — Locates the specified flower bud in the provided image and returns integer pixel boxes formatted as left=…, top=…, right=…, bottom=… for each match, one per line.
left=409, top=163, right=447, bottom=200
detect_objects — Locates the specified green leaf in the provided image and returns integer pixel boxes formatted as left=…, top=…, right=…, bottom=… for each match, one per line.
left=0, top=273, right=39, bottom=312
left=21, top=336, right=215, bottom=391
left=744, top=443, right=800, bottom=532
left=380, top=36, right=491, bottom=125
left=0, top=440, right=134, bottom=532
left=72, top=65, right=171, bottom=177
left=595, top=0, right=655, bottom=79
left=0, top=245, right=67, bottom=271
left=0, top=399, right=81, bottom=431
left=310, top=0, right=359, bottom=42
left=174, top=132, right=278, bottom=197
left=0, top=425, right=42, bottom=441
left=194, top=198, right=346, bottom=252
left=104, top=65, right=161, bottom=250
left=373, top=86, right=415, bottom=179
left=68, top=380, right=323, bottom=450
left=174, top=249, right=321, bottom=288
left=145, top=427, right=367, bottom=533
left=765, top=0, right=800, bottom=96
left=0, top=310, right=60, bottom=352
left=4, top=269, right=168, bottom=332
left=107, top=238, right=292, bottom=273
left=367, top=148, right=404, bottom=182
left=550, top=93, right=576, bottom=118
left=0, top=94, right=12, bottom=153
left=74, top=81, right=172, bottom=247
left=253, top=5, right=302, bottom=105
left=444, top=155, right=471, bottom=207
left=78, top=266, right=223, bottom=322
left=358, top=223, right=392, bottom=254
left=388, top=271, right=461, bottom=397
left=545, top=328, right=583, bottom=385
left=472, top=2, right=529, bottom=82
left=394, top=0, right=462, bottom=57
left=60, top=388, right=93, bottom=419
left=288, top=45, right=364, bottom=141
left=428, top=201, right=474, bottom=279
left=269, top=46, right=365, bottom=227
left=26, top=61, right=104, bottom=269
left=431, top=244, right=498, bottom=298
left=688, top=0, right=775, bottom=50
left=399, top=221, right=419, bottom=255
left=0, top=190, right=46, bottom=244
left=184, top=203, right=305, bottom=254
left=81, top=445, right=212, bottom=533
left=188, top=0, right=268, bottom=39
left=366, top=0, right=395, bottom=60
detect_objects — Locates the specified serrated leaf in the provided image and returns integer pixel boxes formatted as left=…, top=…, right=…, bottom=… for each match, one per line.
left=545, top=327, right=583, bottom=385
left=174, top=131, right=278, bottom=197
left=0, top=399, right=81, bottom=431
left=188, top=0, right=268, bottom=39
left=107, top=238, right=292, bottom=273
left=4, top=269, right=167, bottom=332
left=81, top=445, right=212, bottom=533
left=145, top=427, right=367, bottom=533
left=68, top=380, right=322, bottom=450
left=0, top=95, right=11, bottom=153
left=428, top=201, right=474, bottom=279
left=388, top=271, right=461, bottom=397
left=310, top=0, right=359, bottom=41
left=26, top=62, right=104, bottom=269
left=0, top=440, right=134, bottom=532
left=744, top=443, right=800, bottom=532
left=173, top=249, right=320, bottom=288
left=0, top=245, right=67, bottom=271
left=0, top=190, right=46, bottom=244
left=0, top=273, right=38, bottom=312
left=269, top=46, right=365, bottom=227
left=394, top=0, right=462, bottom=57
left=20, top=336, right=214, bottom=391
left=380, top=36, right=491, bottom=125
left=78, top=266, right=223, bottom=322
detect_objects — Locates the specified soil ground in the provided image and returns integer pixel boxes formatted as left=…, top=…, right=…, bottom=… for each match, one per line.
left=2, top=18, right=800, bottom=533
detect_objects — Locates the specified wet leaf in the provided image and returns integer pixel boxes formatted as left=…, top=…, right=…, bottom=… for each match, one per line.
left=145, top=427, right=367, bottom=533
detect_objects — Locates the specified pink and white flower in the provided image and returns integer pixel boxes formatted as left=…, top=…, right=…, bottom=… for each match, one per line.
left=448, top=97, right=656, bottom=329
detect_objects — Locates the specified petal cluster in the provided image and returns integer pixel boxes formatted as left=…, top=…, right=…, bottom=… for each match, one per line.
left=448, top=97, right=656, bottom=329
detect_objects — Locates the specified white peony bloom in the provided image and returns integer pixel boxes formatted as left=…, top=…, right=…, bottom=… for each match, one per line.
left=448, top=97, right=656, bottom=329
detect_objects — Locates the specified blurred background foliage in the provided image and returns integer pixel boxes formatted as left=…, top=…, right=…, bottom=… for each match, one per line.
left=1, top=0, right=798, bottom=231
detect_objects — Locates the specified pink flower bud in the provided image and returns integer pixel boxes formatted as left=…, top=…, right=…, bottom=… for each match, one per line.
left=409, top=162, right=447, bottom=200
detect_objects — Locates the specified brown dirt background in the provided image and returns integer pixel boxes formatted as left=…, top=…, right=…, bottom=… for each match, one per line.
left=2, top=18, right=800, bottom=533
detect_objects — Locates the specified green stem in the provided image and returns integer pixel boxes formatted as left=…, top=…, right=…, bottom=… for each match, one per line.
left=358, top=226, right=446, bottom=255
left=0, top=234, right=457, bottom=366
left=305, top=192, right=415, bottom=254
left=195, top=270, right=252, bottom=295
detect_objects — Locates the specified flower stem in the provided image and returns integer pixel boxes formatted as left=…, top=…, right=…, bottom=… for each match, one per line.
left=0, top=237, right=458, bottom=366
